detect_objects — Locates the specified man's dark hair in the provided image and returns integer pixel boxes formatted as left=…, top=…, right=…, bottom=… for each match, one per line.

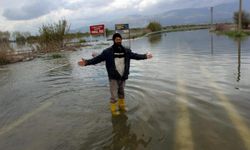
left=112, top=33, right=122, bottom=41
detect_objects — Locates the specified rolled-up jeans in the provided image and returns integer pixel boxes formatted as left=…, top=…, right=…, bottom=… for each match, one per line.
left=109, top=79, right=125, bottom=103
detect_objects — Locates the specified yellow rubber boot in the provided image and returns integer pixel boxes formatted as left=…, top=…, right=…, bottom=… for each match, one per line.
left=118, top=98, right=127, bottom=111
left=110, top=102, right=120, bottom=115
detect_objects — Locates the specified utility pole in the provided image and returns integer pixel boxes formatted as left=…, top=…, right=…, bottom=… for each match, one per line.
left=238, top=0, right=242, bottom=32
left=210, top=7, right=213, bottom=30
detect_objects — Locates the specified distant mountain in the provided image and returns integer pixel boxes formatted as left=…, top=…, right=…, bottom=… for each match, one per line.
left=70, top=1, right=250, bottom=32
left=157, top=1, right=250, bottom=25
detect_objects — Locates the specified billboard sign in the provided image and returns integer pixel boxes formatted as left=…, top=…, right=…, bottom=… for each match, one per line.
left=115, top=24, right=129, bottom=33
left=89, top=24, right=105, bottom=35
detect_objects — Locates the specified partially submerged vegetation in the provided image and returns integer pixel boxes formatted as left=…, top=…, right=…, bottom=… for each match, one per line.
left=224, top=31, right=250, bottom=38
left=0, top=48, right=10, bottom=65
left=38, top=19, right=70, bottom=52
left=212, top=10, right=250, bottom=38
left=213, top=23, right=250, bottom=39
left=0, top=20, right=80, bottom=65
left=51, top=53, right=63, bottom=59
left=0, top=31, right=12, bottom=65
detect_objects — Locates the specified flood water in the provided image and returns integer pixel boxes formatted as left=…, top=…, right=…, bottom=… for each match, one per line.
left=0, top=30, right=250, bottom=150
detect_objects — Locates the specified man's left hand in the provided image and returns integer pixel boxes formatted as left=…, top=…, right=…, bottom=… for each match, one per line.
left=146, top=52, right=153, bottom=59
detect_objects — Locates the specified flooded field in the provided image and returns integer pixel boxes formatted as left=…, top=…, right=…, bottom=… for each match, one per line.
left=0, top=30, right=250, bottom=150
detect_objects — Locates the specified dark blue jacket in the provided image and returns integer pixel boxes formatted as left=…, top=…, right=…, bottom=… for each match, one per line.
left=86, top=45, right=147, bottom=80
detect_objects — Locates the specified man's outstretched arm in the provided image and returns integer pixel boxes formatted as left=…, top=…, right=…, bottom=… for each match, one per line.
left=78, top=52, right=105, bottom=66
left=130, top=51, right=153, bottom=60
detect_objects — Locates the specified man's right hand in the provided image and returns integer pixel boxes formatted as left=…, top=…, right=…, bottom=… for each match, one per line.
left=78, top=58, right=87, bottom=66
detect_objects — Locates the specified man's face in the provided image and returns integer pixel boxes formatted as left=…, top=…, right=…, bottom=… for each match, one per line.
left=114, top=37, right=122, bottom=45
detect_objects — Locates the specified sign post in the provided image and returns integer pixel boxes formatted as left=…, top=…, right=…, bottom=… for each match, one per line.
left=115, top=24, right=130, bottom=48
left=89, top=24, right=105, bottom=44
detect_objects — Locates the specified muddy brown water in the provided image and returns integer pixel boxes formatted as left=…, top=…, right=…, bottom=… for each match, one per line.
left=0, top=30, right=250, bottom=150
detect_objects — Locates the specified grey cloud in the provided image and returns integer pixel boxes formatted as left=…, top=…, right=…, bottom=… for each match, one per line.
left=63, top=0, right=115, bottom=10
left=135, top=0, right=235, bottom=15
left=3, top=0, right=60, bottom=20
left=167, top=0, right=235, bottom=9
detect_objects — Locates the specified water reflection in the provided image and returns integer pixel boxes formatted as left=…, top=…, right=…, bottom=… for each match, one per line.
left=103, top=113, right=151, bottom=150
left=46, top=61, right=72, bottom=77
left=210, top=33, right=214, bottom=55
left=44, top=53, right=72, bottom=73
left=237, top=39, right=241, bottom=82
left=148, top=34, right=162, bottom=45
left=1, top=30, right=250, bottom=150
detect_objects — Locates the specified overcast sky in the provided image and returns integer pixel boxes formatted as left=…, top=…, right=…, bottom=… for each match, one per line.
left=0, top=0, right=236, bottom=34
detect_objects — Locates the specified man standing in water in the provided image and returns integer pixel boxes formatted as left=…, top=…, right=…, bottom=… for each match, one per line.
left=78, top=33, right=153, bottom=115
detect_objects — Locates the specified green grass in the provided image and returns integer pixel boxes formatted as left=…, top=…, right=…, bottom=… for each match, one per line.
left=51, top=53, right=63, bottom=59
left=79, top=39, right=86, bottom=43
left=224, top=31, right=248, bottom=38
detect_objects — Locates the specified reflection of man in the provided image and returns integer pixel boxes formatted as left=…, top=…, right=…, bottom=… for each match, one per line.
left=103, top=113, right=152, bottom=150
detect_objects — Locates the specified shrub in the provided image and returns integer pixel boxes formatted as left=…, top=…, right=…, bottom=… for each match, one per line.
left=39, top=19, right=70, bottom=52
left=51, top=53, right=63, bottom=59
left=79, top=39, right=86, bottom=43
left=0, top=50, right=9, bottom=65
left=234, top=11, right=250, bottom=29
left=225, top=31, right=248, bottom=37
left=0, top=31, right=10, bottom=61
left=147, top=21, right=162, bottom=32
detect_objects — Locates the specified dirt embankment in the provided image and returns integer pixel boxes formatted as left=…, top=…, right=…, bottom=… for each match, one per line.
left=5, top=50, right=36, bottom=63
